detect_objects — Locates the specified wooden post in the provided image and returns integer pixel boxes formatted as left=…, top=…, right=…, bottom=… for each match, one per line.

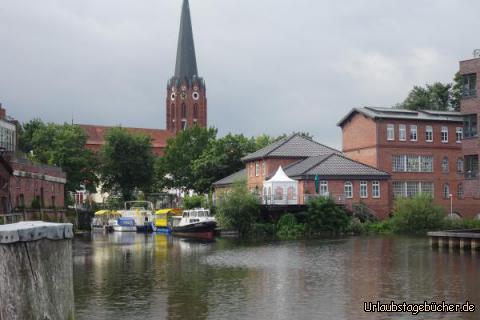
left=0, top=221, right=75, bottom=320
left=449, top=237, right=460, bottom=250
left=460, top=238, right=470, bottom=250
left=471, top=239, right=480, bottom=250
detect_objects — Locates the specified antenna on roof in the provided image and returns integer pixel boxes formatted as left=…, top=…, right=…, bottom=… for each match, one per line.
left=474, top=49, right=480, bottom=58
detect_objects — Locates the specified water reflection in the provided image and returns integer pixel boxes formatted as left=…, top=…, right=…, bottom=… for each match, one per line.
left=73, top=234, right=480, bottom=320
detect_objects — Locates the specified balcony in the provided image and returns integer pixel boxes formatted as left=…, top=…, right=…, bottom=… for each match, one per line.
left=465, top=170, right=478, bottom=180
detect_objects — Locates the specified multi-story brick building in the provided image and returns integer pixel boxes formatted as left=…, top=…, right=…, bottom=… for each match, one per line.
left=459, top=55, right=480, bottom=217
left=9, top=157, right=67, bottom=210
left=214, top=134, right=391, bottom=218
left=338, top=107, right=471, bottom=217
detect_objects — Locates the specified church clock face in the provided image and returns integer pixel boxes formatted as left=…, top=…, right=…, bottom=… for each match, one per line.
left=180, top=92, right=187, bottom=100
left=170, top=92, right=176, bottom=101
left=192, top=92, right=200, bottom=100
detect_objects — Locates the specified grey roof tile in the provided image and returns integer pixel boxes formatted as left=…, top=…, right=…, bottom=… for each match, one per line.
left=242, top=134, right=340, bottom=162
left=284, top=154, right=389, bottom=179
left=338, top=107, right=464, bottom=127
left=212, top=168, right=247, bottom=186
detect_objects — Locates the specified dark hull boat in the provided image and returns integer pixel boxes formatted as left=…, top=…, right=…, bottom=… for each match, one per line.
left=170, top=208, right=217, bottom=239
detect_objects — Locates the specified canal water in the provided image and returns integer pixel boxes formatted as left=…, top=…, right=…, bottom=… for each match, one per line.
left=73, top=233, right=479, bottom=320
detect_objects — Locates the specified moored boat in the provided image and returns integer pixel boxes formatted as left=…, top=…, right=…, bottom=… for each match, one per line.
left=91, top=210, right=121, bottom=232
left=114, top=201, right=156, bottom=233
left=170, top=208, right=217, bottom=238
left=155, top=208, right=182, bottom=233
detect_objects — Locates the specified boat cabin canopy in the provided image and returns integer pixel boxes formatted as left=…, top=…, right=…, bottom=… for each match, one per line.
left=182, top=209, right=210, bottom=218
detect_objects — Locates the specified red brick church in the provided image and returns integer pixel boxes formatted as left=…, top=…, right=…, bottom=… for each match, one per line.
left=80, top=0, right=207, bottom=155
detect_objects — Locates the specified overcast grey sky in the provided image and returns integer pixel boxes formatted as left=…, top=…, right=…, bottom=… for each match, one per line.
left=1, top=0, right=479, bottom=148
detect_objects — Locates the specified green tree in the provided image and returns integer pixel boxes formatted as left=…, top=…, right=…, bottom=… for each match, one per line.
left=390, top=194, right=445, bottom=234
left=306, top=197, right=351, bottom=235
left=450, top=72, right=463, bottom=111
left=191, top=133, right=256, bottom=193
left=18, top=120, right=97, bottom=193
left=155, top=126, right=217, bottom=191
left=100, top=127, right=154, bottom=201
left=398, top=82, right=451, bottom=111
left=215, top=181, right=260, bottom=235
left=18, top=118, right=45, bottom=153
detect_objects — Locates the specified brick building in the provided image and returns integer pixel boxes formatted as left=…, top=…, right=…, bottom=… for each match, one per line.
left=9, top=157, right=67, bottom=210
left=337, top=107, right=472, bottom=217
left=79, top=0, right=206, bottom=154
left=459, top=55, right=480, bottom=217
left=0, top=156, right=12, bottom=214
left=214, top=134, right=391, bottom=218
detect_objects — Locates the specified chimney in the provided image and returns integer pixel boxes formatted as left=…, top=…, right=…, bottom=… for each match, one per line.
left=0, top=103, right=5, bottom=120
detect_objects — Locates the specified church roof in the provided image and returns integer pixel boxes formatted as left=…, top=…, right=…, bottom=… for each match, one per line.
left=241, top=134, right=341, bottom=162
left=78, top=124, right=174, bottom=149
left=174, top=0, right=198, bottom=79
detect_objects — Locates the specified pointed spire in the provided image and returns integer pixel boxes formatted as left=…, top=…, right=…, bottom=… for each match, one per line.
left=174, top=0, right=198, bottom=79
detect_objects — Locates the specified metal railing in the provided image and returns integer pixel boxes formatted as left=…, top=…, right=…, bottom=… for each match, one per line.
left=0, top=213, right=24, bottom=225
left=462, top=88, right=477, bottom=98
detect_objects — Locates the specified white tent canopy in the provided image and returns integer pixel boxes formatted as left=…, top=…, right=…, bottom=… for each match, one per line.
left=263, top=166, right=298, bottom=205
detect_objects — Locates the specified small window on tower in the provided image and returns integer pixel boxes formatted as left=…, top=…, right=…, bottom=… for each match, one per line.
left=194, top=104, right=198, bottom=119
left=181, top=104, right=187, bottom=118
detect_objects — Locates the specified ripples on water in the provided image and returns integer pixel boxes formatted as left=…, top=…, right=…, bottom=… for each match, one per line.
left=73, top=233, right=480, bottom=320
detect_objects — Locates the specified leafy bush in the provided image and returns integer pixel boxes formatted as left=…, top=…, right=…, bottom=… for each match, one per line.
left=442, top=218, right=480, bottom=230
left=0, top=216, right=4, bottom=225
left=305, top=197, right=352, bottom=235
left=276, top=213, right=305, bottom=240
left=183, top=194, right=206, bottom=209
left=390, top=194, right=445, bottom=234
left=31, top=197, right=41, bottom=209
left=363, top=220, right=393, bottom=234
left=252, top=223, right=275, bottom=236
left=352, top=203, right=378, bottom=222
left=215, top=182, right=260, bottom=235
left=345, top=218, right=365, bottom=235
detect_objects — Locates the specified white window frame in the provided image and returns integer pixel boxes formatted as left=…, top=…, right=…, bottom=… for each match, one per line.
left=319, top=181, right=329, bottom=196
left=456, top=127, right=463, bottom=143
left=425, top=126, right=433, bottom=142
left=262, top=161, right=266, bottom=176
left=399, top=124, right=406, bottom=141
left=255, top=162, right=260, bottom=177
left=372, top=181, right=380, bottom=198
left=441, top=126, right=448, bottom=143
left=410, top=125, right=418, bottom=141
left=387, top=124, right=395, bottom=141
left=344, top=181, right=353, bottom=199
left=360, top=181, right=368, bottom=198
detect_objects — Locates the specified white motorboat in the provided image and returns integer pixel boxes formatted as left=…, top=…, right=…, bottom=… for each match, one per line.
left=115, top=201, right=156, bottom=233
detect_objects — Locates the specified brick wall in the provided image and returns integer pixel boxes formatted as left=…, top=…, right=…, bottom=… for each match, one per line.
left=9, top=160, right=66, bottom=209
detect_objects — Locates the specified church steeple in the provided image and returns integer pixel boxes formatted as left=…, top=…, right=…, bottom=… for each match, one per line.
left=175, top=0, right=198, bottom=79
left=166, top=0, right=207, bottom=134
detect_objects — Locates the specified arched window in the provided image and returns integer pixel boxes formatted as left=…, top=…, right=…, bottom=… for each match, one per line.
left=344, top=182, right=353, bottom=199
left=457, top=158, right=464, bottom=173
left=181, top=103, right=187, bottom=118
left=442, top=183, right=450, bottom=199
left=274, top=186, right=284, bottom=200
left=441, top=157, right=449, bottom=173
left=193, top=104, right=199, bottom=119
left=457, top=183, right=464, bottom=199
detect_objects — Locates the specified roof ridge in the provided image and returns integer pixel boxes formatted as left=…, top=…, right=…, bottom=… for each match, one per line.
left=302, top=154, right=334, bottom=174
left=263, top=134, right=296, bottom=157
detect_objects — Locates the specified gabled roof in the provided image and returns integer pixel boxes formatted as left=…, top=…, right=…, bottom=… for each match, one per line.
left=282, top=154, right=389, bottom=180
left=241, top=134, right=340, bottom=162
left=212, top=168, right=247, bottom=186
left=78, top=124, right=174, bottom=149
left=174, top=0, right=198, bottom=79
left=337, top=106, right=463, bottom=127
